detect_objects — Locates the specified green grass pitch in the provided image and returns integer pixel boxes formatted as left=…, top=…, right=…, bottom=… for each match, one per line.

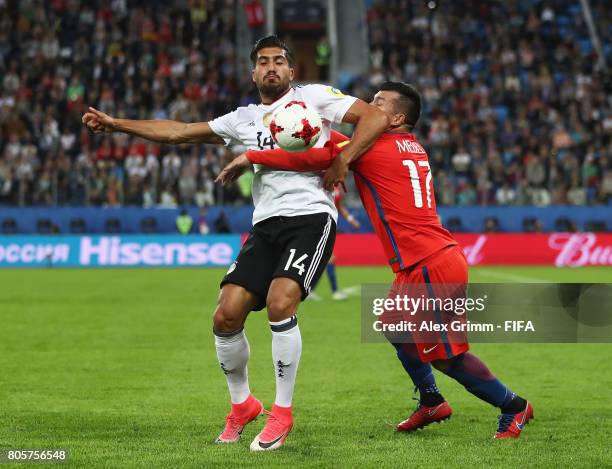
left=1, top=266, right=611, bottom=468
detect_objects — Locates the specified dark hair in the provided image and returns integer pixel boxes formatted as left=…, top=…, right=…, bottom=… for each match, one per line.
left=379, top=81, right=421, bottom=127
left=250, top=35, right=294, bottom=66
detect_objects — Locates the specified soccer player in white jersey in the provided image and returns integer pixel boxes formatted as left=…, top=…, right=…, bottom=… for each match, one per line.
left=82, top=35, right=389, bottom=451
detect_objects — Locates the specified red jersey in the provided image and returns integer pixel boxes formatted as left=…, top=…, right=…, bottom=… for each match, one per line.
left=350, top=132, right=456, bottom=271
left=246, top=130, right=457, bottom=272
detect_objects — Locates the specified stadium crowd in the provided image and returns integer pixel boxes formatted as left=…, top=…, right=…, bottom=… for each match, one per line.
left=362, top=0, right=612, bottom=206
left=0, top=0, right=610, bottom=209
left=0, top=0, right=253, bottom=207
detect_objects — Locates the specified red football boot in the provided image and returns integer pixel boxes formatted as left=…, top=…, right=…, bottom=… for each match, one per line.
left=250, top=404, right=294, bottom=451
left=397, top=401, right=453, bottom=432
left=215, top=395, right=264, bottom=443
left=494, top=401, right=534, bottom=439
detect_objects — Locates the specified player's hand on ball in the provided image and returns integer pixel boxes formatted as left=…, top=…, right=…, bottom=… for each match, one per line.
left=82, top=107, right=116, bottom=134
left=215, top=153, right=250, bottom=186
left=323, top=156, right=349, bottom=192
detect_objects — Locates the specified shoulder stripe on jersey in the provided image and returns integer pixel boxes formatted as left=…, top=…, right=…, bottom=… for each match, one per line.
left=354, top=172, right=405, bottom=270
left=421, top=266, right=453, bottom=358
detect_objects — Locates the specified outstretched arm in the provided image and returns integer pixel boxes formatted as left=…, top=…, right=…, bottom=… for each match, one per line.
left=82, top=107, right=225, bottom=145
left=215, top=139, right=350, bottom=186
left=246, top=142, right=339, bottom=171
left=246, top=130, right=350, bottom=171
left=215, top=129, right=352, bottom=185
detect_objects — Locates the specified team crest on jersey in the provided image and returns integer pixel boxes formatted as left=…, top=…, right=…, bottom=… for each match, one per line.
left=326, top=86, right=345, bottom=97
left=262, top=112, right=273, bottom=128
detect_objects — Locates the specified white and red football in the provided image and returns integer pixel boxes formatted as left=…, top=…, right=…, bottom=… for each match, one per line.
left=269, top=101, right=322, bottom=152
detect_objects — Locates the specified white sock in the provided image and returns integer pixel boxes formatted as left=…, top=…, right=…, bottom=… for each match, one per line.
left=270, top=316, right=302, bottom=408
left=214, top=329, right=251, bottom=404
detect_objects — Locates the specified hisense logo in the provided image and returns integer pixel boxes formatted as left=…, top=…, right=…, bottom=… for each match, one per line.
left=79, top=237, right=233, bottom=266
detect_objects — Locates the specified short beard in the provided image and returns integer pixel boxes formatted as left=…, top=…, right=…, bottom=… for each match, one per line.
left=258, top=81, right=290, bottom=101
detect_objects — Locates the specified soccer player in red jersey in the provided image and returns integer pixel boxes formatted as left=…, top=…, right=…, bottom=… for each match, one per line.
left=217, top=82, right=533, bottom=439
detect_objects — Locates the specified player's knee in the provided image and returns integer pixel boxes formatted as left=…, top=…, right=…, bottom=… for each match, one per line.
left=212, top=299, right=247, bottom=333
left=212, top=285, right=255, bottom=333
left=212, top=306, right=244, bottom=333
left=266, top=292, right=298, bottom=321
left=431, top=356, right=459, bottom=373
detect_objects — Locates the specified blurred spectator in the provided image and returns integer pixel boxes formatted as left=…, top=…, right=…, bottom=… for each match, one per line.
left=198, top=207, right=210, bottom=234
left=495, top=182, right=516, bottom=205
left=484, top=217, right=500, bottom=233
left=567, top=175, right=587, bottom=205
left=600, top=169, right=612, bottom=204
left=315, top=36, right=331, bottom=81
left=214, top=211, right=231, bottom=233
left=159, top=186, right=178, bottom=208
left=237, top=170, right=254, bottom=200
left=176, top=209, right=193, bottom=235
left=523, top=217, right=544, bottom=233
left=533, top=219, right=544, bottom=233
left=457, top=182, right=476, bottom=206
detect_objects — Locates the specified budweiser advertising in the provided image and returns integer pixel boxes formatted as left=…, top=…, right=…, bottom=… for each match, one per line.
left=333, top=233, right=612, bottom=267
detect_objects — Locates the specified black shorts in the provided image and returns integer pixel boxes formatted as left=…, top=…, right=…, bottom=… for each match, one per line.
left=221, top=213, right=336, bottom=311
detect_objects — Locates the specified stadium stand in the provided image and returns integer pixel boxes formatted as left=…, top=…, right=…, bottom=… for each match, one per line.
left=0, top=0, right=610, bottom=234
left=0, top=0, right=251, bottom=208
left=360, top=0, right=611, bottom=206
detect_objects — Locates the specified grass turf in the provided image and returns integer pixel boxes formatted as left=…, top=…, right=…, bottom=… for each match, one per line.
left=1, top=266, right=611, bottom=468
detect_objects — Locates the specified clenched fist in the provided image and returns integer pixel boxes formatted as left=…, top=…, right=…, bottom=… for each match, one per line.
left=82, top=107, right=116, bottom=134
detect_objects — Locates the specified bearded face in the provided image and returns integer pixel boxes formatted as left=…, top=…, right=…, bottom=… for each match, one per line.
left=252, top=47, right=294, bottom=101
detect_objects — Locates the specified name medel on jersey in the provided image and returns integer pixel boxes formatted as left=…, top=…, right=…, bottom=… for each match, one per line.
left=209, top=85, right=357, bottom=225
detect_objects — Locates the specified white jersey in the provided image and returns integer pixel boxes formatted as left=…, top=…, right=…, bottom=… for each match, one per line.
left=209, top=84, right=357, bottom=225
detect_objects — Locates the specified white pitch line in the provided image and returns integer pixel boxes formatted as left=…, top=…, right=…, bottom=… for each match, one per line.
left=474, top=268, right=549, bottom=283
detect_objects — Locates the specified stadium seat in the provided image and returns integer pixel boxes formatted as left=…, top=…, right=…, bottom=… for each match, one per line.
left=584, top=220, right=607, bottom=232
left=70, top=218, right=87, bottom=234
left=555, top=217, right=576, bottom=232
left=105, top=218, right=122, bottom=234
left=483, top=217, right=500, bottom=233
left=446, top=217, right=463, bottom=233
left=523, top=217, right=537, bottom=233
left=36, top=218, right=53, bottom=234
left=140, top=217, right=158, bottom=234
left=1, top=218, right=18, bottom=234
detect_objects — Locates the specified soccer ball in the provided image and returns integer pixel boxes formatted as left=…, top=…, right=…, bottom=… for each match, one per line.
left=269, top=101, right=322, bottom=152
